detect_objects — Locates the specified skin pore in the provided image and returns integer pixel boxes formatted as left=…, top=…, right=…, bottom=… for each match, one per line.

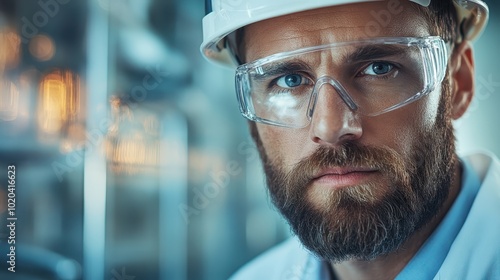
left=240, top=1, right=475, bottom=280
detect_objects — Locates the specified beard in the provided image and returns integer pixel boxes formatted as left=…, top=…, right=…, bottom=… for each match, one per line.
left=250, top=81, right=456, bottom=262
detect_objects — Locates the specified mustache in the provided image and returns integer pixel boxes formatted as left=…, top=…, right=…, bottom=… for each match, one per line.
left=279, top=142, right=411, bottom=197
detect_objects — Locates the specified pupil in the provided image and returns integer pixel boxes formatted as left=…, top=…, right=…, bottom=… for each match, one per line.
left=285, top=75, right=301, bottom=87
left=373, top=63, right=390, bottom=74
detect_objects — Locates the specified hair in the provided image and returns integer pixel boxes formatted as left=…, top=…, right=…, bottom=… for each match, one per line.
left=415, top=1, right=459, bottom=45
left=228, top=0, right=460, bottom=64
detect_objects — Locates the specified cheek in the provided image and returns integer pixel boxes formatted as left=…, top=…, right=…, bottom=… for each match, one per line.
left=383, top=90, right=442, bottom=157
left=256, top=124, right=310, bottom=166
left=420, top=88, right=442, bottom=129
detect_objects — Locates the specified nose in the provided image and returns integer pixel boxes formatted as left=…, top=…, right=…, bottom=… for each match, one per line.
left=309, top=81, right=363, bottom=145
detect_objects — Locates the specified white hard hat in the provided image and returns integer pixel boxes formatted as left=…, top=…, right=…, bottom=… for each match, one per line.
left=201, top=0, right=489, bottom=66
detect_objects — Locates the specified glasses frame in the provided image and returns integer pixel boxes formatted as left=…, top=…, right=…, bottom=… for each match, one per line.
left=235, top=36, right=450, bottom=128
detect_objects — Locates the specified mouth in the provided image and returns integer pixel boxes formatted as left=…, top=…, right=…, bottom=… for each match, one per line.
left=311, top=167, right=379, bottom=189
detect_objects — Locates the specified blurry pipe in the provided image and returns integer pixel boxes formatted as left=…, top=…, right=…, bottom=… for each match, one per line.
left=84, top=0, right=109, bottom=280
left=159, top=111, right=188, bottom=280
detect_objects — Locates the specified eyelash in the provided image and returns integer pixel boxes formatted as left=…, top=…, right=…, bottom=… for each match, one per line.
left=265, top=60, right=400, bottom=91
left=269, top=72, right=313, bottom=89
left=356, top=61, right=400, bottom=79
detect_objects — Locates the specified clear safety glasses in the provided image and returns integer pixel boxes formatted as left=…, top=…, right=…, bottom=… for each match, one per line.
left=235, top=36, right=449, bottom=128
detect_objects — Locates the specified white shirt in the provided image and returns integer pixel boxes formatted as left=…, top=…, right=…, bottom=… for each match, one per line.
left=230, top=153, right=500, bottom=280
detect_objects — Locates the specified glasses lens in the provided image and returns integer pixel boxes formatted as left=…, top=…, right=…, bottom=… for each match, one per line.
left=343, top=44, right=425, bottom=116
left=250, top=67, right=314, bottom=127
left=238, top=38, right=442, bottom=127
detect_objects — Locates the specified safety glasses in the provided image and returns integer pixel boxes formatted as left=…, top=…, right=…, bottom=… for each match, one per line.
left=235, top=36, right=449, bottom=128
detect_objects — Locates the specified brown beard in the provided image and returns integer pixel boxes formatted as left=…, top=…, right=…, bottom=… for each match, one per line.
left=250, top=79, right=456, bottom=262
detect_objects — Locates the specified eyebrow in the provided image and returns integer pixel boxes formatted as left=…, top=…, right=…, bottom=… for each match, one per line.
left=344, top=44, right=408, bottom=62
left=252, top=44, right=409, bottom=80
left=253, top=61, right=313, bottom=81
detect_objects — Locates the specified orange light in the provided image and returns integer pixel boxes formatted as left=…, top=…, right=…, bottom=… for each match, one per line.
left=38, top=72, right=67, bottom=133
left=29, top=35, right=55, bottom=62
left=104, top=98, right=161, bottom=175
left=105, top=136, right=162, bottom=175
left=0, top=28, right=21, bottom=71
left=37, top=70, right=84, bottom=147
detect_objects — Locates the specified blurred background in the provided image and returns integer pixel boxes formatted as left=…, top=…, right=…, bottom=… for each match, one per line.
left=0, top=0, right=498, bottom=279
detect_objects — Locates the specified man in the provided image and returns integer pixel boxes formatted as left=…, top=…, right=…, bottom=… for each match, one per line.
left=201, top=0, right=500, bottom=279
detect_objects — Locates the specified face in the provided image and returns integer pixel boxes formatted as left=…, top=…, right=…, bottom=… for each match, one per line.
left=242, top=2, right=457, bottom=261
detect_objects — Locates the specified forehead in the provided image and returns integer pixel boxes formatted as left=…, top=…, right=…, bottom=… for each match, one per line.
left=242, top=1, right=430, bottom=62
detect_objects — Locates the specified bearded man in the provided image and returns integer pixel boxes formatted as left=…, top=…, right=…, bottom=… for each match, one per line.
left=201, top=1, right=499, bottom=279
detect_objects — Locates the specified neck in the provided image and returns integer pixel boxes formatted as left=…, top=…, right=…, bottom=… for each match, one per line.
left=330, top=156, right=463, bottom=280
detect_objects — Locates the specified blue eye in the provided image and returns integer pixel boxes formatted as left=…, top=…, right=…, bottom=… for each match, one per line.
left=276, top=74, right=307, bottom=88
left=362, top=62, right=394, bottom=76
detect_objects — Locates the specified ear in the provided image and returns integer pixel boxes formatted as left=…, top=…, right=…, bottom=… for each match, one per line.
left=448, top=41, right=475, bottom=120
